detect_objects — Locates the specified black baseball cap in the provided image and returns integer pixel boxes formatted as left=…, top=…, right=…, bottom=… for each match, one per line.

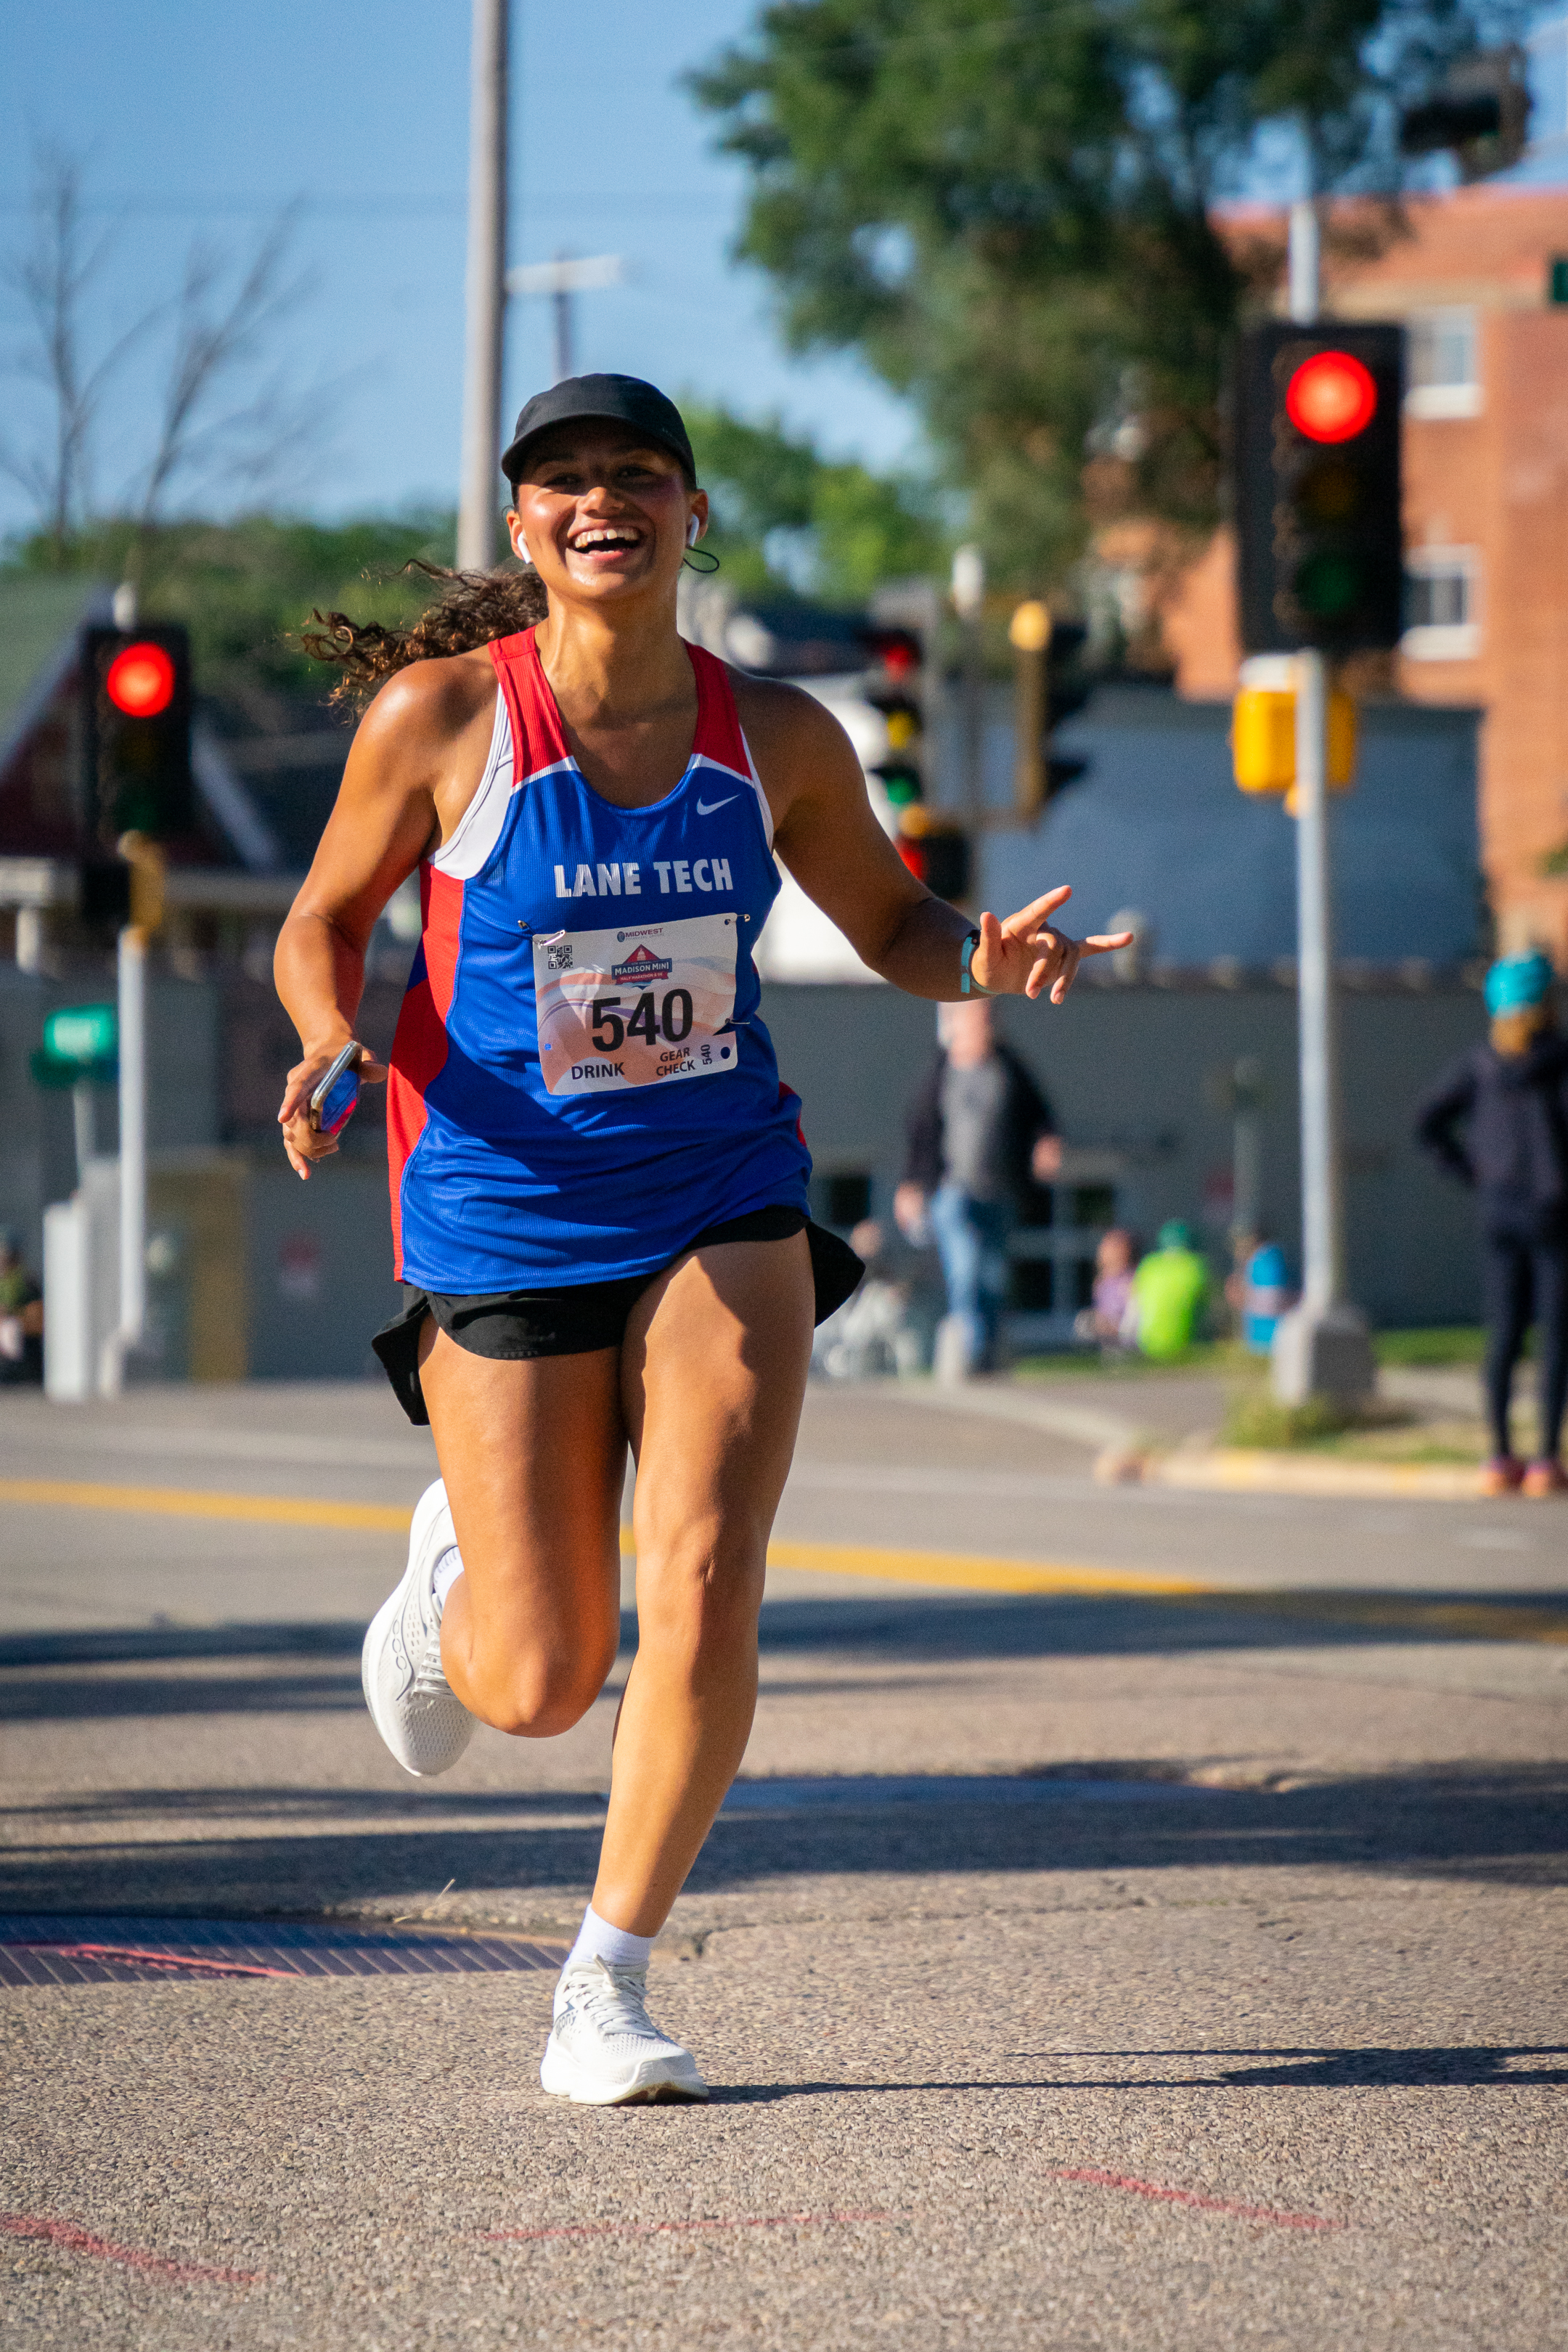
left=500, top=374, right=696, bottom=488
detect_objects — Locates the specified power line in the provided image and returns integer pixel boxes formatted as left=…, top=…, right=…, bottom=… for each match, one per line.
left=0, top=190, right=720, bottom=219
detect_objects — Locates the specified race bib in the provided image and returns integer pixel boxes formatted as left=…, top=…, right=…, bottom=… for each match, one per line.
left=534, top=911, right=740, bottom=1096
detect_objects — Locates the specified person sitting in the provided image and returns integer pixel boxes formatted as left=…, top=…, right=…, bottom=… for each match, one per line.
left=1130, top=1220, right=1209, bottom=1363
left=1416, top=950, right=1568, bottom=1498
left=0, top=1231, right=44, bottom=1387
left=1075, top=1227, right=1139, bottom=1353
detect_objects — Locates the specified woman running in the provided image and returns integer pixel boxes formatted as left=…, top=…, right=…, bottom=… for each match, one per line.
left=274, top=373, right=1130, bottom=2106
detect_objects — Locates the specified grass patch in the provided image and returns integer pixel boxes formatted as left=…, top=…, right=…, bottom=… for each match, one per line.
left=1374, top=1327, right=1486, bottom=1367
left=1221, top=1391, right=1355, bottom=1449
left=1012, top=1342, right=1249, bottom=1381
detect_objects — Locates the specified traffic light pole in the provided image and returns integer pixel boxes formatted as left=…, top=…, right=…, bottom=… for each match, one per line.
left=100, top=924, right=147, bottom=1396
left=1272, top=202, right=1375, bottom=1406
left=457, top=0, right=508, bottom=573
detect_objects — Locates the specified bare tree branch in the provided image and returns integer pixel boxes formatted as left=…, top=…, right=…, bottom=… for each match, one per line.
left=0, top=148, right=157, bottom=558
left=1, top=148, right=315, bottom=568
left=131, top=206, right=311, bottom=563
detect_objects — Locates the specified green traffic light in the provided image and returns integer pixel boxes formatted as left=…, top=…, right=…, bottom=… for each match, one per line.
left=1294, top=550, right=1364, bottom=617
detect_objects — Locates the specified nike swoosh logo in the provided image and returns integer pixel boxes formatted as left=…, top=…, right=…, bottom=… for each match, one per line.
left=695, top=795, right=737, bottom=815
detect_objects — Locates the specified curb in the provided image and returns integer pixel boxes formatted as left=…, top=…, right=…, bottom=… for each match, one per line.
left=1132, top=1447, right=1488, bottom=1501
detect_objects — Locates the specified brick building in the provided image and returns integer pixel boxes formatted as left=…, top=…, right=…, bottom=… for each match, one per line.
left=1161, top=184, right=1568, bottom=967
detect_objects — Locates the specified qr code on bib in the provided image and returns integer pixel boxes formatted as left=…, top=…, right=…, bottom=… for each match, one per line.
left=546, top=943, right=573, bottom=971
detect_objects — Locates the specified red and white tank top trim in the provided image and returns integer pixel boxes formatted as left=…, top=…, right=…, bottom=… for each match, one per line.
left=427, top=634, right=775, bottom=884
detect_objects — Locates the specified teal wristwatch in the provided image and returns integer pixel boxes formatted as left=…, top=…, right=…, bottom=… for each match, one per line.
left=959, top=929, right=991, bottom=997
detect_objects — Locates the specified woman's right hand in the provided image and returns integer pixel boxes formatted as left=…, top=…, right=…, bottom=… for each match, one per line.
left=277, top=1044, right=388, bottom=1180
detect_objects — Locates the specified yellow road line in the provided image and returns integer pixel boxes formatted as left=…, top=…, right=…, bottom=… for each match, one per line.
left=0, top=1479, right=1199, bottom=1596
left=3, top=1476, right=1564, bottom=1641
left=0, top=1478, right=412, bottom=1534
left=761, top=1536, right=1206, bottom=1598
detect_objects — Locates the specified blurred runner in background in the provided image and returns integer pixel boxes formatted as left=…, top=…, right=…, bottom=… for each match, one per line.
left=1416, top=950, right=1568, bottom=1497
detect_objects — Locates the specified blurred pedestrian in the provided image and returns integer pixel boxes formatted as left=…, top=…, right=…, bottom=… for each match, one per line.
left=814, top=1215, right=937, bottom=1379
left=1416, top=950, right=1568, bottom=1497
left=1074, top=1227, right=1139, bottom=1352
left=0, top=1230, right=44, bottom=1387
left=1131, top=1219, right=1209, bottom=1362
left=1225, top=1232, right=1292, bottom=1357
left=893, top=998, right=1061, bottom=1376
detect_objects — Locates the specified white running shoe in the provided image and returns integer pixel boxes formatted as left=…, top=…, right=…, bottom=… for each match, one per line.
left=540, top=1958, right=709, bottom=2106
left=361, top=1478, right=475, bottom=1778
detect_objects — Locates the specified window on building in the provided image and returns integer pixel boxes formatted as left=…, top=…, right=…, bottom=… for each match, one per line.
left=1402, top=548, right=1481, bottom=661
left=1405, top=309, right=1482, bottom=419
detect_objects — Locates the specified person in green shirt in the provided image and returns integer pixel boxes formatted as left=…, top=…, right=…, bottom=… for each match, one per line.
left=1131, top=1220, right=1209, bottom=1362
left=0, top=1230, right=44, bottom=1387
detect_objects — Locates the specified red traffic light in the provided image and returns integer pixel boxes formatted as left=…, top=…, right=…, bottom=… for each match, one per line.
left=1285, top=351, right=1378, bottom=444
left=105, top=640, right=176, bottom=719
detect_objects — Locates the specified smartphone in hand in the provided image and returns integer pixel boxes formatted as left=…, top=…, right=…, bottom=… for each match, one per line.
left=309, top=1042, right=363, bottom=1138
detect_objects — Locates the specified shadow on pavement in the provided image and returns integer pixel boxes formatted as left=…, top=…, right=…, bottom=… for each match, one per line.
left=2, top=1762, right=1564, bottom=1913
left=711, top=2044, right=1568, bottom=2101
left=4, top=1581, right=1566, bottom=1723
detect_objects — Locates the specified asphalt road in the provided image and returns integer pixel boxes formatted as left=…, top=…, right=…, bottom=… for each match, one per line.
left=2, top=1376, right=1565, bottom=2350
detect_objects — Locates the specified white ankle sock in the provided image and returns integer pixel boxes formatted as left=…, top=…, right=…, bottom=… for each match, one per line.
left=568, top=1904, right=654, bottom=1972
left=431, top=1548, right=462, bottom=1611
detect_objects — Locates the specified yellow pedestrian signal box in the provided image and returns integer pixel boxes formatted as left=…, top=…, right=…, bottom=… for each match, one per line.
left=1233, top=685, right=1357, bottom=796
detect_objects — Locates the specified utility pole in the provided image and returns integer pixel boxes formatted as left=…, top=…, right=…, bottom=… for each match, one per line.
left=1270, top=198, right=1376, bottom=1408
left=457, top=0, right=508, bottom=573
left=507, top=254, right=624, bottom=385
left=105, top=923, right=147, bottom=1394
left=950, top=544, right=986, bottom=833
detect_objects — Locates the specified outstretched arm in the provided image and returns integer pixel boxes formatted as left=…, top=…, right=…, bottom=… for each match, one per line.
left=272, top=666, right=468, bottom=1176
left=740, top=675, right=1131, bottom=1003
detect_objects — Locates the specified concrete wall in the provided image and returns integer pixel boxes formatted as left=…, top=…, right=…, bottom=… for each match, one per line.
left=0, top=965, right=221, bottom=1268
left=763, top=976, right=1487, bottom=1331
left=0, top=962, right=1491, bottom=1377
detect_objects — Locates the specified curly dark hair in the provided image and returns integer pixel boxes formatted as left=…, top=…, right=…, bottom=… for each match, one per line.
left=300, top=560, right=549, bottom=704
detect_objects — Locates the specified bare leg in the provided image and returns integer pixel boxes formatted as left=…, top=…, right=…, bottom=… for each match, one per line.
left=592, top=1231, right=813, bottom=1935
left=417, top=1322, right=626, bottom=1736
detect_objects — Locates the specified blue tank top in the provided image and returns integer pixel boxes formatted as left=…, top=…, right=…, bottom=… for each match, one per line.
left=385, top=629, right=811, bottom=1291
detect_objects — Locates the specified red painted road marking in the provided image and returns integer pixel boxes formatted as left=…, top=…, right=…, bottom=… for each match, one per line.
left=1050, top=2167, right=1343, bottom=2231
left=16, top=1943, right=303, bottom=1982
left=483, top=2208, right=899, bottom=2244
left=0, top=2214, right=263, bottom=2282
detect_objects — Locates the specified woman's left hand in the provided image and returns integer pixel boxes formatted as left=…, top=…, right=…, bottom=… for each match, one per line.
left=971, top=888, right=1133, bottom=1005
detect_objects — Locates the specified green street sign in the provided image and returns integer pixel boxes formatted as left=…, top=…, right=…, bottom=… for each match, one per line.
left=30, top=1003, right=118, bottom=1090
left=43, top=1005, right=117, bottom=1067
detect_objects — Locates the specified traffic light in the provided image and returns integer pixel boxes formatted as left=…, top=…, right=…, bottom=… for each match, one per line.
left=859, top=625, right=927, bottom=813
left=1233, top=322, right=1405, bottom=656
left=1008, top=603, right=1091, bottom=818
left=1233, top=664, right=1358, bottom=796
left=81, top=623, right=194, bottom=843
left=894, top=807, right=971, bottom=902
left=1399, top=46, right=1530, bottom=181
left=857, top=618, right=966, bottom=900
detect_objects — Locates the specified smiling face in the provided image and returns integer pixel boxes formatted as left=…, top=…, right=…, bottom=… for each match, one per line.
left=507, top=422, right=707, bottom=609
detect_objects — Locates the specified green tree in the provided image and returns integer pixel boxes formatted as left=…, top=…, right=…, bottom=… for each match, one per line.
left=692, top=0, right=1513, bottom=587
left=4, top=511, right=455, bottom=694
left=684, top=397, right=945, bottom=603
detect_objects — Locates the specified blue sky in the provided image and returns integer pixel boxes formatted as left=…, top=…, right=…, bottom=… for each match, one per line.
left=3, top=4, right=1566, bottom=538
left=0, top=0, right=918, bottom=534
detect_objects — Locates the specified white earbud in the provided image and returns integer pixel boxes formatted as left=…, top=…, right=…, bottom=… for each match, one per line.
left=687, top=518, right=701, bottom=547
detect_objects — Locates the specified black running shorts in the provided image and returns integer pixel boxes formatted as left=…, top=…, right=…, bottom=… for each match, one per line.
left=372, top=1205, right=862, bottom=1426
